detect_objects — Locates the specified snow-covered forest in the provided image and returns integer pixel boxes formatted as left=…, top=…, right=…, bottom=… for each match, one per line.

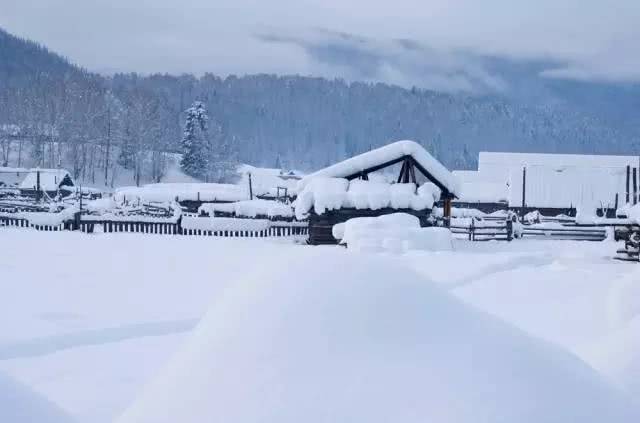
left=2, top=27, right=639, bottom=188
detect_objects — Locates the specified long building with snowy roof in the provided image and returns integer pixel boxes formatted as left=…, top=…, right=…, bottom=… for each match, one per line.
left=454, top=152, right=640, bottom=216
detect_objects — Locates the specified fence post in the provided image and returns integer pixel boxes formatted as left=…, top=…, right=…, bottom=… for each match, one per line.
left=626, top=165, right=631, bottom=204
left=633, top=167, right=638, bottom=205
left=521, top=166, right=527, bottom=220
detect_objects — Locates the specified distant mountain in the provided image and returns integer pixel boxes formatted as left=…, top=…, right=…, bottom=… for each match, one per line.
left=0, top=27, right=81, bottom=87
left=0, top=26, right=638, bottom=188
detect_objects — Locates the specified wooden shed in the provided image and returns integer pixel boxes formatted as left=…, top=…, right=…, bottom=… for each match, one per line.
left=295, top=140, right=460, bottom=245
left=19, top=169, right=75, bottom=199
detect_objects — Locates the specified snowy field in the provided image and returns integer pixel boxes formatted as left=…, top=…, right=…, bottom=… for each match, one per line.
left=1, top=229, right=639, bottom=421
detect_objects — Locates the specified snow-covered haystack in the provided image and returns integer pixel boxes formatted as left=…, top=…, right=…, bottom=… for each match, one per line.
left=294, top=178, right=441, bottom=220
left=118, top=253, right=639, bottom=423
left=335, top=212, right=453, bottom=253
left=0, top=371, right=75, bottom=423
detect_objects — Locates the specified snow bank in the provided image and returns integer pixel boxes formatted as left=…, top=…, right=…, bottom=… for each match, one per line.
left=14, top=206, right=79, bottom=226
left=181, top=216, right=270, bottom=232
left=338, top=213, right=453, bottom=253
left=298, top=140, right=460, bottom=196
left=85, top=197, right=118, bottom=214
left=198, top=199, right=293, bottom=218
left=0, top=371, right=75, bottom=423
left=115, top=183, right=248, bottom=203
left=295, top=178, right=439, bottom=219
left=118, top=253, right=639, bottom=423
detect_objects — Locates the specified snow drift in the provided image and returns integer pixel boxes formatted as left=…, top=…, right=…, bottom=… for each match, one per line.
left=0, top=371, right=74, bottom=423
left=118, top=252, right=638, bottom=423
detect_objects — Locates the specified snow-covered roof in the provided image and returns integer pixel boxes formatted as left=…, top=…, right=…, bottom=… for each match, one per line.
left=115, top=183, right=248, bottom=204
left=479, top=152, right=640, bottom=172
left=294, top=179, right=441, bottom=219
left=452, top=170, right=508, bottom=203
left=236, top=164, right=302, bottom=197
left=298, top=140, right=460, bottom=197
left=19, top=169, right=74, bottom=191
left=472, top=152, right=640, bottom=211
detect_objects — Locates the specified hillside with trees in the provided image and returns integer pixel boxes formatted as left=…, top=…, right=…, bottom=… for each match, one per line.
left=1, top=27, right=638, bottom=187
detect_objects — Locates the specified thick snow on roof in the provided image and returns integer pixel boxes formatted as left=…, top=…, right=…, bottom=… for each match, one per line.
left=452, top=170, right=508, bottom=203
left=0, top=371, right=75, bottom=423
left=237, top=164, right=302, bottom=197
left=294, top=178, right=441, bottom=219
left=299, top=140, right=460, bottom=196
left=19, top=169, right=74, bottom=191
left=115, top=183, right=248, bottom=203
left=117, top=252, right=639, bottom=423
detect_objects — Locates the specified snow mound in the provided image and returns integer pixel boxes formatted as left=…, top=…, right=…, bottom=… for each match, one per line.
left=118, top=253, right=638, bottom=423
left=338, top=213, right=453, bottom=253
left=0, top=371, right=75, bottom=423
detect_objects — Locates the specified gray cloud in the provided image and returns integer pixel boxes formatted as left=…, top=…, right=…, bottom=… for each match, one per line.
left=256, top=28, right=510, bottom=93
left=1, top=0, right=639, bottom=88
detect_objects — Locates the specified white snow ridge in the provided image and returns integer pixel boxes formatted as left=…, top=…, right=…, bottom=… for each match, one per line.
left=117, top=252, right=639, bottom=423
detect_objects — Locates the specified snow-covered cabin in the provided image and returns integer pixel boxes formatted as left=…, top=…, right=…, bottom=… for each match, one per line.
left=478, top=152, right=640, bottom=216
left=18, top=169, right=75, bottom=198
left=295, top=140, right=460, bottom=244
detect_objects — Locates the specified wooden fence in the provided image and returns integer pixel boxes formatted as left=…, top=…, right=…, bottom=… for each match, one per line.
left=450, top=219, right=514, bottom=241
left=1, top=213, right=308, bottom=239
left=449, top=218, right=608, bottom=242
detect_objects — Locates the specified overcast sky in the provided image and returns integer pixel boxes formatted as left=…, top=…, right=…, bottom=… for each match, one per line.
left=2, top=0, right=639, bottom=90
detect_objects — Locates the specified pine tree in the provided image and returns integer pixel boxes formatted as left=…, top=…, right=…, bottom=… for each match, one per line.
left=180, top=101, right=209, bottom=180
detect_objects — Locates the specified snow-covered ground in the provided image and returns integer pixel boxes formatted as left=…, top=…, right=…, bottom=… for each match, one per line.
left=1, top=229, right=639, bottom=421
